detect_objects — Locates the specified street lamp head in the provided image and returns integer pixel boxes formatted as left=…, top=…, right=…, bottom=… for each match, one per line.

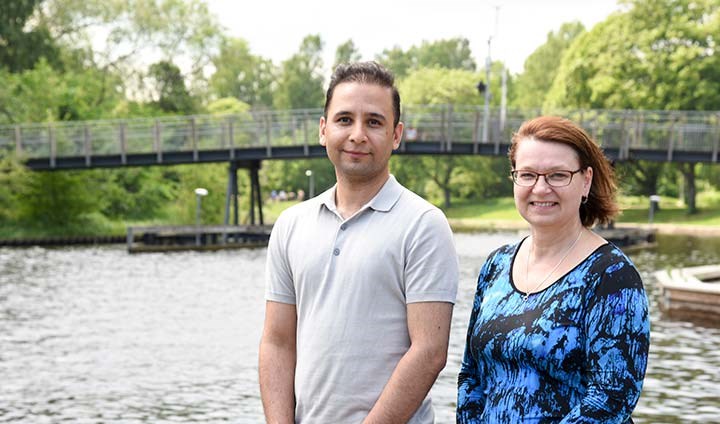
left=305, top=170, right=313, bottom=177
left=194, top=188, right=208, bottom=196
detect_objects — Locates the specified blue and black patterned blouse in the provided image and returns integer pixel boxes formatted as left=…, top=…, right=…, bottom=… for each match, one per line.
left=457, top=239, right=650, bottom=423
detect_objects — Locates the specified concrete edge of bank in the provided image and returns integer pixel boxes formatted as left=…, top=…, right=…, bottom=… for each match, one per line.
left=448, top=219, right=720, bottom=237
left=1, top=220, right=719, bottom=248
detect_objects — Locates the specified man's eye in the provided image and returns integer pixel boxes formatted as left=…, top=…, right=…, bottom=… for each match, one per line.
left=519, top=172, right=537, bottom=180
left=338, top=117, right=351, bottom=124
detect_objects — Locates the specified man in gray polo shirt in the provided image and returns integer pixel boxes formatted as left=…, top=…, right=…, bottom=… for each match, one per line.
left=259, top=61, right=459, bottom=423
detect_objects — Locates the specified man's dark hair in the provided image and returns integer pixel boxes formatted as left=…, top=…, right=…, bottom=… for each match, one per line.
left=324, top=61, right=401, bottom=127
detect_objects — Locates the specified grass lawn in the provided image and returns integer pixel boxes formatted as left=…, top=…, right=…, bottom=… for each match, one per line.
left=3, top=194, right=717, bottom=240
left=441, top=195, right=720, bottom=229
left=260, top=195, right=720, bottom=227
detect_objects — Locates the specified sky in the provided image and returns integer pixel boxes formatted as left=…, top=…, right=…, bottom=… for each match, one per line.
left=206, top=0, right=623, bottom=75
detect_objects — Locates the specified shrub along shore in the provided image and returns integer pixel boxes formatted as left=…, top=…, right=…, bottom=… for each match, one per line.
left=2, top=195, right=719, bottom=242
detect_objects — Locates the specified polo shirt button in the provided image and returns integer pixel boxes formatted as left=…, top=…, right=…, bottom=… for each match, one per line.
left=333, top=248, right=340, bottom=256
left=340, top=224, right=347, bottom=231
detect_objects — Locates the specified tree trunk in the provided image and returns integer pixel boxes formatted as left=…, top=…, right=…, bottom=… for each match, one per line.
left=430, top=157, right=455, bottom=209
left=679, top=163, right=697, bottom=214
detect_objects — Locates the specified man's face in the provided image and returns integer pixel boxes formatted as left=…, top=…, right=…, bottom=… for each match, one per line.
left=319, top=82, right=403, bottom=184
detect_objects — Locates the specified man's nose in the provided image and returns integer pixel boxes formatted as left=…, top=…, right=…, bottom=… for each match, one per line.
left=349, top=122, right=368, bottom=142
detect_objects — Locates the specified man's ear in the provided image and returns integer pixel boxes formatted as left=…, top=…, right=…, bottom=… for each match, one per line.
left=319, top=116, right=327, bottom=147
left=392, top=121, right=404, bottom=150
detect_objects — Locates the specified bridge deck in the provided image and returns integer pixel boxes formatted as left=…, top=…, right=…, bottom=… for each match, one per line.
left=1, top=106, right=718, bottom=169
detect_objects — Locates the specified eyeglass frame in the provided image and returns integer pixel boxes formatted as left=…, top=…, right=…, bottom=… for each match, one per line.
left=509, top=168, right=585, bottom=187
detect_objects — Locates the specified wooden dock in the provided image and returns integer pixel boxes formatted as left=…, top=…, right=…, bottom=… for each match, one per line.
left=654, top=264, right=720, bottom=324
left=127, top=224, right=272, bottom=253
left=595, top=226, right=657, bottom=251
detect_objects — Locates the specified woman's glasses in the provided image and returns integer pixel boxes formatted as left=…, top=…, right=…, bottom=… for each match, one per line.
left=510, top=169, right=583, bottom=187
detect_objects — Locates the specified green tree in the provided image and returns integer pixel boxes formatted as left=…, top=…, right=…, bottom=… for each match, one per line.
left=0, top=0, right=60, bottom=72
left=25, top=0, right=222, bottom=111
left=18, top=170, right=107, bottom=234
left=376, top=46, right=413, bottom=79
left=546, top=0, right=720, bottom=213
left=206, top=97, right=251, bottom=115
left=93, top=167, right=175, bottom=220
left=0, top=155, right=29, bottom=228
left=147, top=60, right=197, bottom=114
left=513, top=22, right=585, bottom=109
left=547, top=0, right=720, bottom=110
left=333, top=39, right=362, bottom=69
left=209, top=37, right=276, bottom=107
left=263, top=158, right=336, bottom=201
left=273, top=35, right=325, bottom=109
left=398, top=68, right=508, bottom=208
left=377, top=38, right=476, bottom=79
left=0, top=58, right=123, bottom=124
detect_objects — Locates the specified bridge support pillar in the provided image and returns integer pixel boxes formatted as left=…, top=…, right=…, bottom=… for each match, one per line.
left=249, top=160, right=264, bottom=226
left=224, top=160, right=264, bottom=227
left=224, top=162, right=239, bottom=226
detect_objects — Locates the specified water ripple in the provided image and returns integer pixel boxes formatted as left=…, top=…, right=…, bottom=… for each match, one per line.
left=1, top=233, right=719, bottom=423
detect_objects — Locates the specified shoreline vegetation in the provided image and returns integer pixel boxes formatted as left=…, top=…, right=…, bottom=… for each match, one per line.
left=2, top=194, right=720, bottom=241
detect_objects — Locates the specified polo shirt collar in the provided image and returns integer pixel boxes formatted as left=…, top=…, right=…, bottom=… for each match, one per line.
left=319, top=175, right=403, bottom=214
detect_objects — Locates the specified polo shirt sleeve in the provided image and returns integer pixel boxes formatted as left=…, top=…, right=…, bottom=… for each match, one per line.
left=403, top=208, right=459, bottom=304
left=264, top=212, right=296, bottom=304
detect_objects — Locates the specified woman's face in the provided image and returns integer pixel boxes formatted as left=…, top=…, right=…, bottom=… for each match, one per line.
left=512, top=137, right=592, bottom=230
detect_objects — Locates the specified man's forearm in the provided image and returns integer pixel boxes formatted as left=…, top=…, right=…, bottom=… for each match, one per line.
left=363, top=344, right=447, bottom=424
left=259, top=341, right=296, bottom=423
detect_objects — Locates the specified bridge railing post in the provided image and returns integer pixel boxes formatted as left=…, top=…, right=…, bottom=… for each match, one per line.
left=493, top=109, right=501, bottom=155
left=14, top=125, right=22, bottom=157
left=49, top=124, right=56, bottom=168
left=190, top=117, right=198, bottom=161
left=119, top=122, right=127, bottom=165
left=446, top=104, right=453, bottom=152
left=227, top=118, right=235, bottom=160
left=303, top=111, right=309, bottom=157
left=154, top=120, right=163, bottom=163
left=84, top=125, right=91, bottom=167
left=439, top=106, right=446, bottom=152
left=265, top=113, right=272, bottom=158
left=472, top=108, right=480, bottom=154
left=667, top=113, right=677, bottom=162
left=712, top=112, right=719, bottom=163
left=634, top=111, right=643, bottom=153
left=619, top=112, right=629, bottom=160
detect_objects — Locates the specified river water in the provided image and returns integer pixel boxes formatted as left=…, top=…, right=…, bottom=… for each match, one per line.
left=1, top=232, right=719, bottom=423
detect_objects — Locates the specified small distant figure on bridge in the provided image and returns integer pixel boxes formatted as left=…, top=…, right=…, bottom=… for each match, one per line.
left=458, top=116, right=650, bottom=422
left=259, top=61, right=458, bottom=423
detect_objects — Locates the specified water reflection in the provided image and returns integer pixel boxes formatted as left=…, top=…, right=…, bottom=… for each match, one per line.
left=1, top=233, right=719, bottom=423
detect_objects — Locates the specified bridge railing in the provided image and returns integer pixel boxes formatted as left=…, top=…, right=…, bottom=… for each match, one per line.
left=1, top=107, right=719, bottom=162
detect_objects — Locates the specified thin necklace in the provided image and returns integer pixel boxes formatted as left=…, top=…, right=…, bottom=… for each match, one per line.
left=523, top=228, right=584, bottom=301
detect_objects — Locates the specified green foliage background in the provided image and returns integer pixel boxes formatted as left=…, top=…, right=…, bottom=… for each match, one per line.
left=1, top=0, right=719, bottom=237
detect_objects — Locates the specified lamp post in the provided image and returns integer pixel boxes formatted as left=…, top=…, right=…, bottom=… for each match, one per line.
left=305, top=170, right=315, bottom=199
left=482, top=36, right=492, bottom=144
left=194, top=187, right=208, bottom=246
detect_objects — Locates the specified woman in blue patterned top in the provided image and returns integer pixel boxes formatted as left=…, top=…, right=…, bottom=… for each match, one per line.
left=457, top=116, right=650, bottom=423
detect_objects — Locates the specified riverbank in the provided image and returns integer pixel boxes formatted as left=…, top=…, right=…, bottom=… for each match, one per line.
left=447, top=218, right=720, bottom=237
left=2, top=195, right=719, bottom=243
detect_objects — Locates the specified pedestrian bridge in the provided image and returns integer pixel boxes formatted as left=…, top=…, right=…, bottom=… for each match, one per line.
left=1, top=106, right=718, bottom=170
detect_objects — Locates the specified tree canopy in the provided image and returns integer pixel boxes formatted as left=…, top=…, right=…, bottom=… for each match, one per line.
left=546, top=0, right=720, bottom=110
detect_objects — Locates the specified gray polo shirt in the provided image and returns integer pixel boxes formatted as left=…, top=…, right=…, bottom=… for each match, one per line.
left=265, top=175, right=459, bottom=423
